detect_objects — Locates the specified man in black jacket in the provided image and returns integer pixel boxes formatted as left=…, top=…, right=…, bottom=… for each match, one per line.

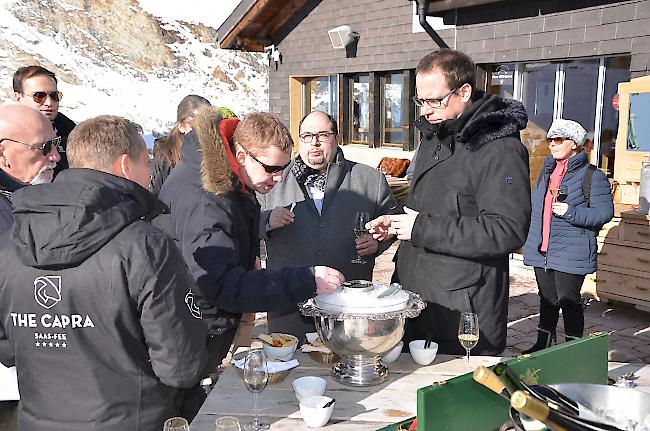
left=0, top=115, right=208, bottom=431
left=369, top=49, right=531, bottom=355
left=154, top=108, right=343, bottom=419
left=13, top=65, right=76, bottom=177
left=0, top=105, right=61, bottom=235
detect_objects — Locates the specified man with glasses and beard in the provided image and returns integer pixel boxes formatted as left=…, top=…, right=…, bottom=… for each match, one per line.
left=13, top=65, right=75, bottom=177
left=257, top=110, right=397, bottom=338
left=368, top=49, right=531, bottom=356
left=0, top=105, right=61, bottom=234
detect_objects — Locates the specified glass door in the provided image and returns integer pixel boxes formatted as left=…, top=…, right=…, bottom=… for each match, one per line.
left=382, top=72, right=404, bottom=147
left=351, top=74, right=369, bottom=144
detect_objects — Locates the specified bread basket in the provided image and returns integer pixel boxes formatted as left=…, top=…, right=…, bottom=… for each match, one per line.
left=232, top=351, right=292, bottom=384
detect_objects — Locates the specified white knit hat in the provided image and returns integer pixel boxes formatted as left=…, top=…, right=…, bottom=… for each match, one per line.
left=547, top=119, right=587, bottom=146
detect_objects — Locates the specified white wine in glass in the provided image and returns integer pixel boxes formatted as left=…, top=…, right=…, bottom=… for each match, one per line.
left=163, top=417, right=190, bottom=431
left=458, top=312, right=479, bottom=368
left=215, top=416, right=241, bottom=431
left=243, top=349, right=269, bottom=431
left=351, top=211, right=370, bottom=264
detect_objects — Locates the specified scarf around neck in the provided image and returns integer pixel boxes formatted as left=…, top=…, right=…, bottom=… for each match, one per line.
left=291, top=155, right=327, bottom=192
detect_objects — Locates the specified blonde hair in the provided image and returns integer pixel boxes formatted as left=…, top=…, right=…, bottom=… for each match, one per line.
left=233, top=112, right=293, bottom=156
left=68, top=115, right=145, bottom=170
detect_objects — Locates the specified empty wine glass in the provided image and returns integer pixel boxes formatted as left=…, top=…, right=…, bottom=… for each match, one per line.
left=243, top=349, right=269, bottom=431
left=215, top=416, right=241, bottom=431
left=351, top=211, right=370, bottom=264
left=458, top=312, right=479, bottom=369
left=163, top=417, right=190, bottom=431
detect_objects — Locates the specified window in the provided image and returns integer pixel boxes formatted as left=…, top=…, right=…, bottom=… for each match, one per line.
left=383, top=72, right=404, bottom=146
left=351, top=74, right=369, bottom=144
left=303, top=76, right=338, bottom=119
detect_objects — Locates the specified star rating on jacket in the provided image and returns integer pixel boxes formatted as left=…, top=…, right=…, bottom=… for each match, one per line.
left=35, top=341, right=67, bottom=348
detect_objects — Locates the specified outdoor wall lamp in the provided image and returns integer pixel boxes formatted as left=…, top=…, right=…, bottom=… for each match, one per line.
left=264, top=44, right=282, bottom=70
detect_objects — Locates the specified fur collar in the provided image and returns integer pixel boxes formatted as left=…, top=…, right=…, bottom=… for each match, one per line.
left=192, top=106, right=241, bottom=196
left=415, top=93, right=528, bottom=152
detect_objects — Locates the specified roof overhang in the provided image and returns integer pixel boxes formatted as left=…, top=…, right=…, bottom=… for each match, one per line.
left=426, top=0, right=505, bottom=14
left=217, top=0, right=310, bottom=52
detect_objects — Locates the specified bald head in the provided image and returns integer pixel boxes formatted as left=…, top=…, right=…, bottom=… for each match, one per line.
left=0, top=104, right=59, bottom=184
left=298, top=111, right=341, bottom=171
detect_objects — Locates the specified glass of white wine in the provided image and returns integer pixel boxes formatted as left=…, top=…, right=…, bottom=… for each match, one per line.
left=215, top=416, right=241, bottom=431
left=351, top=211, right=370, bottom=264
left=458, top=312, right=479, bottom=368
left=163, top=417, right=190, bottom=431
left=243, top=349, right=269, bottom=431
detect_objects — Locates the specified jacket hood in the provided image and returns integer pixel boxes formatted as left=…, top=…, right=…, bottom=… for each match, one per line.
left=415, top=92, right=528, bottom=151
left=189, top=106, right=242, bottom=196
left=10, top=168, right=167, bottom=269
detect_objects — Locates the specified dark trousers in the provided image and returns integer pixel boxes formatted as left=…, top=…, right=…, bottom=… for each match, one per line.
left=534, top=268, right=586, bottom=337
left=175, top=328, right=237, bottom=421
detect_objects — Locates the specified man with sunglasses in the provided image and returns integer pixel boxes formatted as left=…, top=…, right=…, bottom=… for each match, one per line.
left=368, top=49, right=531, bottom=356
left=0, top=105, right=61, bottom=235
left=13, top=65, right=76, bottom=177
left=257, top=110, right=397, bottom=338
left=154, top=108, right=343, bottom=420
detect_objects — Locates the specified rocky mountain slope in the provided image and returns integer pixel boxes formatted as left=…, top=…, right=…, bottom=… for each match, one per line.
left=0, top=0, right=268, bottom=134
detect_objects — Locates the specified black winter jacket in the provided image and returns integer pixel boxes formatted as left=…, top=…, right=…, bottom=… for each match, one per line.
left=154, top=110, right=317, bottom=335
left=52, top=112, right=75, bottom=177
left=0, top=169, right=27, bottom=235
left=398, top=92, right=531, bottom=355
left=0, top=169, right=208, bottom=431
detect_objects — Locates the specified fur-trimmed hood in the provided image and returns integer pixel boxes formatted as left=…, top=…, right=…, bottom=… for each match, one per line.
left=415, top=92, right=528, bottom=152
left=190, top=106, right=241, bottom=196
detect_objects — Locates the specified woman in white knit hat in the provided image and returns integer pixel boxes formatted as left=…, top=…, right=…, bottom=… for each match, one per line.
left=522, top=119, right=614, bottom=353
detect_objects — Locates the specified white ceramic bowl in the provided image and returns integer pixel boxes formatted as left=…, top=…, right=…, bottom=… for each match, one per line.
left=381, top=341, right=403, bottom=363
left=409, top=340, right=438, bottom=366
left=292, top=376, right=327, bottom=402
left=299, top=395, right=335, bottom=428
left=262, top=333, right=298, bottom=360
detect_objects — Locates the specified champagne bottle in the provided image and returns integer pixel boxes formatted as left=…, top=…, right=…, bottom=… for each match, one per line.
left=510, top=391, right=624, bottom=431
left=495, top=363, right=579, bottom=417
left=472, top=366, right=512, bottom=400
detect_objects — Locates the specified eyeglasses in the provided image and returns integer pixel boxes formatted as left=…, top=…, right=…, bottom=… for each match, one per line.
left=299, top=131, right=335, bottom=144
left=26, top=91, right=63, bottom=104
left=0, top=136, right=62, bottom=156
left=242, top=146, right=289, bottom=173
left=547, top=137, right=569, bottom=145
left=413, top=88, right=458, bottom=109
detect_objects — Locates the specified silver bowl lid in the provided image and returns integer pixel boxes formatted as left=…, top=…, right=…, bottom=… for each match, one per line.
left=300, top=281, right=426, bottom=320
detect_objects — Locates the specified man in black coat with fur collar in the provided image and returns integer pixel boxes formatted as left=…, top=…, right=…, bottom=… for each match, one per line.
left=369, top=49, right=531, bottom=355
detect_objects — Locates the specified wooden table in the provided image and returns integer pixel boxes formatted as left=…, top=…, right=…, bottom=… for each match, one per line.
left=191, top=352, right=650, bottom=430
left=191, top=352, right=504, bottom=430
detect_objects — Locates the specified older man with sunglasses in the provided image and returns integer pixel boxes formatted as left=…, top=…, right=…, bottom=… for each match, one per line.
left=257, top=110, right=397, bottom=338
left=0, top=104, right=60, bottom=235
left=13, top=65, right=75, bottom=177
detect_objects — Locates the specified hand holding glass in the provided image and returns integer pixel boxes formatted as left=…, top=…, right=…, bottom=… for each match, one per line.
left=351, top=212, right=370, bottom=264
left=458, top=312, right=479, bottom=367
left=243, top=349, right=269, bottom=431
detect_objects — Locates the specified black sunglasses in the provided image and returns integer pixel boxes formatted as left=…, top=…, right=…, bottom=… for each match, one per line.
left=27, top=91, right=63, bottom=103
left=0, top=136, right=62, bottom=156
left=242, top=146, right=289, bottom=173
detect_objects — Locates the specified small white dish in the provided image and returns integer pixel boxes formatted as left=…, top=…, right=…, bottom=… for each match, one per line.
left=381, top=341, right=403, bottom=363
left=409, top=340, right=438, bottom=366
left=299, top=395, right=335, bottom=428
left=292, top=376, right=327, bottom=402
left=262, top=333, right=298, bottom=360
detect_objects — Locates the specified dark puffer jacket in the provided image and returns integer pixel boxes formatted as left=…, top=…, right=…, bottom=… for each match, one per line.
left=523, top=152, right=614, bottom=274
left=154, top=108, right=318, bottom=336
left=0, top=168, right=208, bottom=431
left=397, top=91, right=531, bottom=355
left=52, top=112, right=75, bottom=177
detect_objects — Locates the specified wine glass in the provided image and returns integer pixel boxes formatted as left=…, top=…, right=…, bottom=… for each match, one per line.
left=243, top=349, right=269, bottom=431
left=163, top=417, right=190, bottom=431
left=351, top=211, right=370, bottom=264
left=458, top=312, right=479, bottom=368
left=557, top=185, right=568, bottom=202
left=548, top=187, right=561, bottom=198
left=215, top=416, right=241, bottom=431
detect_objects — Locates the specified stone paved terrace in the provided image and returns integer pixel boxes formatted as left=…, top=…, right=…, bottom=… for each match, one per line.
left=372, top=243, right=650, bottom=364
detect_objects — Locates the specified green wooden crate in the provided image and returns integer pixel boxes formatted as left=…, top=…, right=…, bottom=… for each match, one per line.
left=377, top=333, right=608, bottom=431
